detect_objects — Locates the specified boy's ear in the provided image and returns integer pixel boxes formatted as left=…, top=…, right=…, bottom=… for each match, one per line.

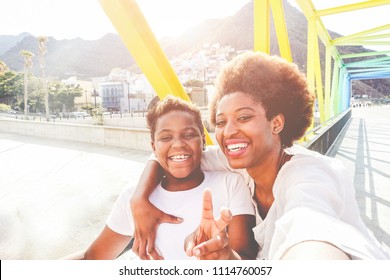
left=202, top=134, right=206, bottom=150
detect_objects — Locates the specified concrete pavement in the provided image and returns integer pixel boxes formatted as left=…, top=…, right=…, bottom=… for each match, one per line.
left=0, top=105, right=389, bottom=259
left=0, top=133, right=150, bottom=259
left=328, top=106, right=390, bottom=253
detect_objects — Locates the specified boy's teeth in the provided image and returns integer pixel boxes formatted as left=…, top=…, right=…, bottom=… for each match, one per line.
left=227, top=143, right=248, bottom=151
left=170, top=155, right=189, bottom=162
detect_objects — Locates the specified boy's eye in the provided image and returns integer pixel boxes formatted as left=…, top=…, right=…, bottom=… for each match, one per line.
left=183, top=133, right=196, bottom=139
left=159, top=136, right=172, bottom=142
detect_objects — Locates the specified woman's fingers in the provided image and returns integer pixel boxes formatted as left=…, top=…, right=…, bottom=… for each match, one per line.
left=159, top=212, right=184, bottom=224
left=201, top=188, right=214, bottom=220
left=185, top=189, right=233, bottom=259
left=215, top=207, right=232, bottom=231
left=193, top=231, right=230, bottom=258
left=134, top=234, right=149, bottom=260
left=184, top=232, right=197, bottom=257
left=146, top=235, right=164, bottom=260
left=131, top=202, right=183, bottom=260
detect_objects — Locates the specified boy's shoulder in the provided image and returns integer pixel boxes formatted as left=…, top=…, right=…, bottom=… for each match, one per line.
left=203, top=171, right=246, bottom=189
left=203, top=170, right=244, bottom=179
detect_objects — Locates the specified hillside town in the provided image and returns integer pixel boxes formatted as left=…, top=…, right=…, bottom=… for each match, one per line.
left=68, top=43, right=235, bottom=115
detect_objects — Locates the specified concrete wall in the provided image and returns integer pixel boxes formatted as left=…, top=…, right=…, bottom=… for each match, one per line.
left=0, top=118, right=152, bottom=152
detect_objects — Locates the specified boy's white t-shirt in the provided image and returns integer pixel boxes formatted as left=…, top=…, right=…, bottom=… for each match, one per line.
left=107, top=171, right=255, bottom=259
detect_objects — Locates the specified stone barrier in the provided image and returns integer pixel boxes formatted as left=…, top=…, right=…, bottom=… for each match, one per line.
left=0, top=118, right=152, bottom=152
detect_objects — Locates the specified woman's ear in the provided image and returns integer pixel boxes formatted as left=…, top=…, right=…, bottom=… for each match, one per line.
left=202, top=134, right=206, bottom=150
left=151, top=141, right=156, bottom=154
left=272, top=114, right=285, bottom=134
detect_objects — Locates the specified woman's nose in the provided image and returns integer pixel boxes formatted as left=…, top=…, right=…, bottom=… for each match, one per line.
left=223, top=120, right=238, bottom=137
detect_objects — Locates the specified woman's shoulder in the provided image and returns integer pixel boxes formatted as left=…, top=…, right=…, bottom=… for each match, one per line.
left=286, top=145, right=344, bottom=170
left=280, top=145, right=349, bottom=191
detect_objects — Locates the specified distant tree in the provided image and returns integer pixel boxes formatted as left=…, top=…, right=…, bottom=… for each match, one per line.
left=184, top=79, right=204, bottom=88
left=27, top=76, right=48, bottom=113
left=48, top=82, right=83, bottom=113
left=37, top=36, right=49, bottom=120
left=0, top=71, right=23, bottom=106
left=0, top=103, right=11, bottom=112
left=20, top=50, right=34, bottom=119
left=0, top=60, right=8, bottom=76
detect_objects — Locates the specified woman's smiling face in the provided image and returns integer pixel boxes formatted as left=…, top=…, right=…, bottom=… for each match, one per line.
left=214, top=91, right=275, bottom=170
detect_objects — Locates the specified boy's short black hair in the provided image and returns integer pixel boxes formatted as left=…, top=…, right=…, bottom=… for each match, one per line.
left=147, top=95, right=204, bottom=141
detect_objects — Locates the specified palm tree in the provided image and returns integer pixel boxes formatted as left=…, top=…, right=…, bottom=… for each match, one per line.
left=37, top=36, right=49, bottom=121
left=0, top=60, right=8, bottom=75
left=20, top=50, right=34, bottom=119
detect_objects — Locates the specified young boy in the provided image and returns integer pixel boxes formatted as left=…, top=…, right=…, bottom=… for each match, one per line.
left=65, top=96, right=257, bottom=260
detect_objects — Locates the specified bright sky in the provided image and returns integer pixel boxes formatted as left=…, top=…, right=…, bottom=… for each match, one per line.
left=292, top=0, right=390, bottom=39
left=0, top=0, right=251, bottom=40
left=0, top=0, right=389, bottom=46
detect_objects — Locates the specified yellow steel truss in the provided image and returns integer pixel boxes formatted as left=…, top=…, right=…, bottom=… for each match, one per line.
left=98, top=0, right=213, bottom=145
left=99, top=0, right=390, bottom=142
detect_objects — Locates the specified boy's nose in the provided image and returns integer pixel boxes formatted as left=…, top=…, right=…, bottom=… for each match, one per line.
left=171, top=138, right=185, bottom=148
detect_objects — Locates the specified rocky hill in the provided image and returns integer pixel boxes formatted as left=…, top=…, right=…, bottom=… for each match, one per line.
left=0, top=33, right=134, bottom=79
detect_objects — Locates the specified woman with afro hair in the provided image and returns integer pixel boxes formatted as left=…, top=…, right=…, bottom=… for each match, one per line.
left=130, top=51, right=389, bottom=260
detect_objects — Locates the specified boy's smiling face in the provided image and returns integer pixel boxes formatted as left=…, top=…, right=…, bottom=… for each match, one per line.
left=152, top=110, right=204, bottom=184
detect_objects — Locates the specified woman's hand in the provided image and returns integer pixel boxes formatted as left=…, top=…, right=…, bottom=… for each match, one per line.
left=130, top=195, right=183, bottom=260
left=184, top=189, right=240, bottom=260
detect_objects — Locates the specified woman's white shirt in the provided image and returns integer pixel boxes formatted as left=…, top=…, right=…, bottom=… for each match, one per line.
left=200, top=145, right=390, bottom=260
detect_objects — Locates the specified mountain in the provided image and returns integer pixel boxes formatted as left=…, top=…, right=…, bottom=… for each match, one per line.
left=0, top=32, right=31, bottom=56
left=0, top=0, right=388, bottom=96
left=0, top=33, right=134, bottom=79
left=162, top=0, right=308, bottom=61
left=0, top=0, right=317, bottom=78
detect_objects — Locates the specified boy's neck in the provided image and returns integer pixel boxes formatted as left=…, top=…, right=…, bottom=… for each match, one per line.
left=162, top=169, right=205, bottom=192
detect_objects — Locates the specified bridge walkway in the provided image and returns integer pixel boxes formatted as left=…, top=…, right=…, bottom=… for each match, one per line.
left=0, top=106, right=389, bottom=259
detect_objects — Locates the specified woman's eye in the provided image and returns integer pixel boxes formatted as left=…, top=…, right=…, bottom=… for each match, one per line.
left=215, top=120, right=225, bottom=127
left=238, top=115, right=252, bottom=122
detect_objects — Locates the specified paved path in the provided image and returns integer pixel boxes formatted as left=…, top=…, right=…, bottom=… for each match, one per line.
left=0, top=106, right=389, bottom=259
left=328, top=106, right=390, bottom=253
left=0, top=134, right=150, bottom=259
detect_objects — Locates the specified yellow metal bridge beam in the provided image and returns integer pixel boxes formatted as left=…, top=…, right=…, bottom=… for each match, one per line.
left=333, top=25, right=390, bottom=44
left=307, top=16, right=325, bottom=124
left=316, top=0, right=390, bottom=16
left=270, top=0, right=292, bottom=61
left=253, top=0, right=292, bottom=61
left=254, top=0, right=270, bottom=53
left=324, top=48, right=332, bottom=121
left=295, top=0, right=346, bottom=125
left=98, top=0, right=213, bottom=145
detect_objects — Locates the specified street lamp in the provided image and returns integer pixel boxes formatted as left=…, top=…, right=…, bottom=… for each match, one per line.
left=203, top=66, right=208, bottom=106
left=92, top=88, right=98, bottom=109
left=127, top=82, right=131, bottom=114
